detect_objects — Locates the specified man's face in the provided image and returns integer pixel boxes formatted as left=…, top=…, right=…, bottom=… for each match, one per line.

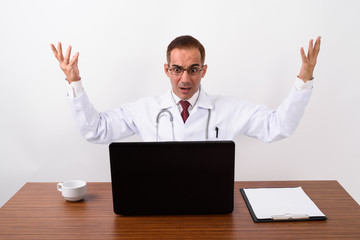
left=164, top=48, right=207, bottom=100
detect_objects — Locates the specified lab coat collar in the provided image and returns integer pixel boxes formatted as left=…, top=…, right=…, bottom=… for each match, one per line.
left=159, top=85, right=213, bottom=110
left=159, top=89, right=176, bottom=109
left=196, top=86, right=213, bottom=110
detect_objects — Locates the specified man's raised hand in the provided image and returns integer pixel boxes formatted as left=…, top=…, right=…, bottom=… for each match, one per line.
left=298, top=36, right=321, bottom=82
left=51, top=42, right=81, bottom=83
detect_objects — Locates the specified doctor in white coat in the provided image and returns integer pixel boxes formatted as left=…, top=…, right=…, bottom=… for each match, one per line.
left=51, top=35, right=321, bottom=143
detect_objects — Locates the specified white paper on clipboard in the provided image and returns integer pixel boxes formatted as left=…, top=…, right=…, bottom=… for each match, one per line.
left=242, top=187, right=326, bottom=220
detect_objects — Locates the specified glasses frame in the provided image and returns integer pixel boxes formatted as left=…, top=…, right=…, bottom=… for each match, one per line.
left=168, top=64, right=204, bottom=76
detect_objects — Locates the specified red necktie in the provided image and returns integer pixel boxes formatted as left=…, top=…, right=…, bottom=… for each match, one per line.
left=180, top=101, right=190, bottom=123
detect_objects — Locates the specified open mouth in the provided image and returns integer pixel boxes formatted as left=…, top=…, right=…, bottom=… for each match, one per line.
left=180, top=87, right=191, bottom=94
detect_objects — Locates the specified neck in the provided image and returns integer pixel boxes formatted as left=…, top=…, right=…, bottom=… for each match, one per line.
left=171, top=88, right=200, bottom=107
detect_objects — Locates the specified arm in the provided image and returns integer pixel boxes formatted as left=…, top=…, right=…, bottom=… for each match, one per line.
left=50, top=42, right=136, bottom=143
left=68, top=92, right=137, bottom=144
left=235, top=37, right=321, bottom=142
left=235, top=87, right=313, bottom=143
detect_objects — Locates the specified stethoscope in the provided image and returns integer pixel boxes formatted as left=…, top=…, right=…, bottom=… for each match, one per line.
left=156, top=89, right=211, bottom=141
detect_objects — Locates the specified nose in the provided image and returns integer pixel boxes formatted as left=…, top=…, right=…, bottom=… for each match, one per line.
left=180, top=71, right=191, bottom=83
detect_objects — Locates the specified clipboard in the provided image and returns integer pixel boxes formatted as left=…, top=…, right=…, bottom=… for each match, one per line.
left=240, top=187, right=327, bottom=223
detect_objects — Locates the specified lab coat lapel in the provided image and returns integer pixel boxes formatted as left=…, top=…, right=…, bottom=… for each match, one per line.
left=158, top=89, right=183, bottom=124
left=183, top=87, right=213, bottom=128
left=158, top=89, right=186, bottom=139
left=159, top=89, right=174, bottom=110
left=192, top=87, right=213, bottom=113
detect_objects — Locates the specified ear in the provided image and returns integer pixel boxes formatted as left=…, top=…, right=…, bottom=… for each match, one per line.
left=201, top=64, right=208, bottom=78
left=164, top=63, right=170, bottom=78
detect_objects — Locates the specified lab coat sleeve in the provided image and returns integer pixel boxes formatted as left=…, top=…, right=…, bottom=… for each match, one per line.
left=67, top=92, right=139, bottom=144
left=233, top=87, right=312, bottom=143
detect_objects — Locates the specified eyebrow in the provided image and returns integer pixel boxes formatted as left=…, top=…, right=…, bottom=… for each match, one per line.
left=171, top=64, right=200, bottom=68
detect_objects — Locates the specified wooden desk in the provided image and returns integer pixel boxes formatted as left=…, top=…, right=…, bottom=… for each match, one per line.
left=0, top=181, right=359, bottom=239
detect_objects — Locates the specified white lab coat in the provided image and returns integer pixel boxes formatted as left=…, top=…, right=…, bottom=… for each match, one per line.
left=68, top=86, right=312, bottom=143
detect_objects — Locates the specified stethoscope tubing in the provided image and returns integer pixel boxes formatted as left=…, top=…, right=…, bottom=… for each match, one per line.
left=156, top=109, right=175, bottom=141
left=155, top=108, right=210, bottom=141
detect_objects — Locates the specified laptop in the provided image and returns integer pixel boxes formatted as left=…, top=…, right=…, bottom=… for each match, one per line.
left=109, top=141, right=235, bottom=215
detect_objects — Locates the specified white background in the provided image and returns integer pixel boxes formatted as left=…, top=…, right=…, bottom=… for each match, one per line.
left=0, top=0, right=359, bottom=207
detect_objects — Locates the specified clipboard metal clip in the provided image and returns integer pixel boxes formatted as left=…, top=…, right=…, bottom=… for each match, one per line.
left=271, top=213, right=309, bottom=221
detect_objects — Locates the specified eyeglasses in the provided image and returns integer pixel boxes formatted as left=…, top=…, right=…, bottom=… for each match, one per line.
left=168, top=64, right=203, bottom=76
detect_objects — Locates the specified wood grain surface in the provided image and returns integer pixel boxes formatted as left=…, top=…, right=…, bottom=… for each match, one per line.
left=0, top=181, right=359, bottom=239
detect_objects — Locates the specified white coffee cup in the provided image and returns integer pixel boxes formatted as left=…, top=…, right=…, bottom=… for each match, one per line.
left=57, top=180, right=87, bottom=202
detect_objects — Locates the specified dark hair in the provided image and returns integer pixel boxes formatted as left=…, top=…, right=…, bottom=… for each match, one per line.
left=166, top=35, right=205, bottom=65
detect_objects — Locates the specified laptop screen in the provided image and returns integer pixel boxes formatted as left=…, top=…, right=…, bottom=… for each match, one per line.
left=109, top=141, right=235, bottom=215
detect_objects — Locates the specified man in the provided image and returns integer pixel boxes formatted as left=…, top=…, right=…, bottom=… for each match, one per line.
left=50, top=35, right=321, bottom=143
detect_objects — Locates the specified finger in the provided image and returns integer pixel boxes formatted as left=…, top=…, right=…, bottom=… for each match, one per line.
left=57, top=42, right=64, bottom=61
left=307, top=39, right=314, bottom=59
left=300, top=47, right=307, bottom=62
left=313, top=36, right=321, bottom=58
left=65, top=45, right=72, bottom=63
left=70, top=52, right=79, bottom=66
left=74, top=54, right=79, bottom=66
left=50, top=44, right=58, bottom=59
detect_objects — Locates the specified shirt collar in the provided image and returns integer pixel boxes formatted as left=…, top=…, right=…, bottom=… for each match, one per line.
left=159, top=85, right=213, bottom=110
left=171, top=89, right=199, bottom=107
